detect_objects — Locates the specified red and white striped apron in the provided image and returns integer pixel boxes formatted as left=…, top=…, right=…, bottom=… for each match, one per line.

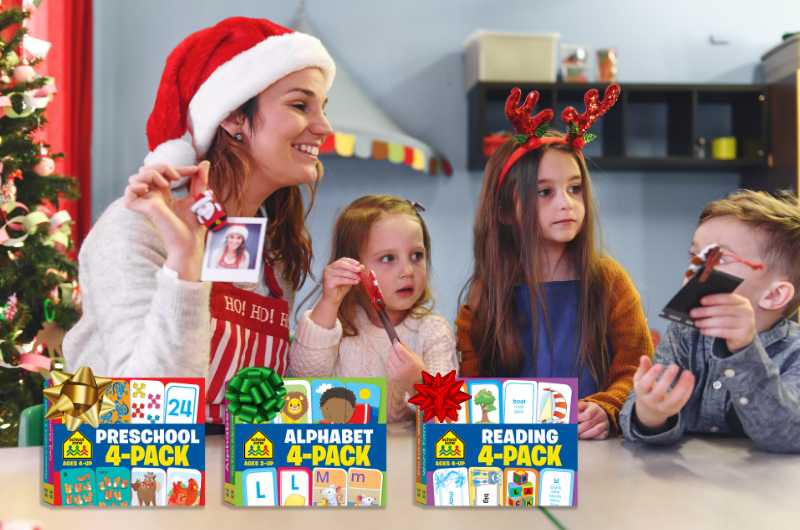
left=204, top=280, right=290, bottom=423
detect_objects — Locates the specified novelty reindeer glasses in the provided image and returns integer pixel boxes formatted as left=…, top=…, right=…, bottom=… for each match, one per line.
left=497, top=84, right=621, bottom=192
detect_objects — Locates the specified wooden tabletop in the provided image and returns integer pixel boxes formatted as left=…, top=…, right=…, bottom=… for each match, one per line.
left=1, top=421, right=797, bottom=529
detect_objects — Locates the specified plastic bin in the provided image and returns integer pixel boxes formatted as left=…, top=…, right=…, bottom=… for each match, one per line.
left=464, top=30, right=559, bottom=89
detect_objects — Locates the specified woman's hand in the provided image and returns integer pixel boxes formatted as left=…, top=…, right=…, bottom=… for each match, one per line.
left=309, top=258, right=363, bottom=329
left=123, top=161, right=210, bottom=281
left=577, top=401, right=610, bottom=440
left=387, top=339, right=427, bottom=396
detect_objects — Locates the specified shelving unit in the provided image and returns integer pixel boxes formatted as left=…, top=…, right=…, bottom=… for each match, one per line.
left=468, top=82, right=778, bottom=186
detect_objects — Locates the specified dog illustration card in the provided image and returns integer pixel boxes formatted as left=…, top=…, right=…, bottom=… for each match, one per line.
left=468, top=381, right=501, bottom=424
left=469, top=467, right=502, bottom=506
left=433, top=467, right=469, bottom=506
left=346, top=382, right=381, bottom=424
left=60, top=468, right=96, bottom=506
left=95, top=467, right=131, bottom=506
left=276, top=380, right=312, bottom=424
left=347, top=467, right=383, bottom=506
left=242, top=468, right=277, bottom=506
left=502, top=380, right=537, bottom=424
left=166, top=467, right=202, bottom=506
left=278, top=467, right=311, bottom=506
left=130, top=468, right=167, bottom=506
left=99, top=380, right=130, bottom=424
left=312, top=467, right=347, bottom=506
left=164, top=382, right=199, bottom=424
left=536, top=383, right=572, bottom=424
left=130, top=380, right=164, bottom=424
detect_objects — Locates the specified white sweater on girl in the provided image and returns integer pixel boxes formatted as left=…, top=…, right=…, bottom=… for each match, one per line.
left=289, top=305, right=458, bottom=422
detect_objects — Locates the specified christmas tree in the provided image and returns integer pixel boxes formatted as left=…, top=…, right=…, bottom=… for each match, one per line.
left=0, top=7, right=80, bottom=446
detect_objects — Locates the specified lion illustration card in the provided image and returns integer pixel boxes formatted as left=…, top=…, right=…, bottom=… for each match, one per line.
left=276, top=381, right=311, bottom=424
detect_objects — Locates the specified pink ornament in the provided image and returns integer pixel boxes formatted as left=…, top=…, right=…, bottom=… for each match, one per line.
left=33, top=157, right=54, bottom=176
left=13, top=65, right=35, bottom=83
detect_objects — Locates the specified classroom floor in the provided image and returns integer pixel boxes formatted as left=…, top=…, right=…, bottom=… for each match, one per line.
left=1, top=421, right=797, bottom=529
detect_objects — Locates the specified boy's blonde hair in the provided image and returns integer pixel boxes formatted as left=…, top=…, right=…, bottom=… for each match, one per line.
left=699, top=189, right=800, bottom=316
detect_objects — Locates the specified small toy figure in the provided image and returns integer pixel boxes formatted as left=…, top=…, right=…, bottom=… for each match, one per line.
left=190, top=188, right=227, bottom=232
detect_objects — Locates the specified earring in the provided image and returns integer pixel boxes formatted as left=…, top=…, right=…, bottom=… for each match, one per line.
left=234, top=133, right=243, bottom=142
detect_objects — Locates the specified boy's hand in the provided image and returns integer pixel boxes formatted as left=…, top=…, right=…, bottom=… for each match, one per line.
left=387, top=340, right=427, bottom=396
left=690, top=293, right=755, bottom=353
left=632, top=356, right=695, bottom=430
left=577, top=401, right=609, bottom=440
left=310, top=258, right=363, bottom=329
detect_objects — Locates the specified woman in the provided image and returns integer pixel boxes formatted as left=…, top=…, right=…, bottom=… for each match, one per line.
left=63, top=17, right=335, bottom=424
left=210, top=224, right=251, bottom=269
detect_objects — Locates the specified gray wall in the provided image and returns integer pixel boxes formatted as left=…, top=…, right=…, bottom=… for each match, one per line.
left=93, top=0, right=800, bottom=332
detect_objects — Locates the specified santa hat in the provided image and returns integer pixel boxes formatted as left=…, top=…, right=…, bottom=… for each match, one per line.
left=145, top=17, right=335, bottom=171
left=225, top=223, right=249, bottom=241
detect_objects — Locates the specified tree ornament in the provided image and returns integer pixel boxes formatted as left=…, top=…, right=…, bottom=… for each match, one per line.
left=2, top=293, right=18, bottom=321
left=408, top=370, right=471, bottom=423
left=13, top=64, right=34, bottom=83
left=33, top=156, right=54, bottom=176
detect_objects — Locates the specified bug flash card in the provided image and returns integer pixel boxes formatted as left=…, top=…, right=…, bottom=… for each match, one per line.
left=43, top=369, right=205, bottom=507
left=414, top=373, right=577, bottom=507
left=224, top=368, right=387, bottom=507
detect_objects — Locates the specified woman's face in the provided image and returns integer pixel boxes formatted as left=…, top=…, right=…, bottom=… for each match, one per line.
left=227, top=233, right=244, bottom=250
left=242, top=67, right=332, bottom=192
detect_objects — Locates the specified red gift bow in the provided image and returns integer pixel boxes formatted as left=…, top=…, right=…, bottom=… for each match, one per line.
left=408, top=370, right=471, bottom=423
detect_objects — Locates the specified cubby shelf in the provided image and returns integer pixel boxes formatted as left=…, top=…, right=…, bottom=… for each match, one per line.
left=468, top=82, right=770, bottom=173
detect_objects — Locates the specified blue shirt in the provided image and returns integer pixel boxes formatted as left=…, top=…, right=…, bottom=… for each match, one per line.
left=511, top=281, right=600, bottom=398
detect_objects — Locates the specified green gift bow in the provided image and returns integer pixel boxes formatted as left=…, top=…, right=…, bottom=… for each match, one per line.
left=225, top=367, right=286, bottom=423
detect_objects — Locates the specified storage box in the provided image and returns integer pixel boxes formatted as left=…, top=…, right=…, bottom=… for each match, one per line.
left=762, top=34, right=800, bottom=84
left=225, top=374, right=387, bottom=506
left=464, top=30, right=560, bottom=89
left=415, top=378, right=578, bottom=507
left=43, top=375, right=206, bottom=507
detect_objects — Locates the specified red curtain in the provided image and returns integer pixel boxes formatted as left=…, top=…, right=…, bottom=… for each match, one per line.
left=27, top=0, right=93, bottom=251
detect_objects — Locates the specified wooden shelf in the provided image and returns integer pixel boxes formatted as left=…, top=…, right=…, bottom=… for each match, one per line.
left=468, top=82, right=771, bottom=177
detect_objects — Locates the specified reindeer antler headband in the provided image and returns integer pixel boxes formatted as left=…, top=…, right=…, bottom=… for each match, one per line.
left=497, top=84, right=621, bottom=192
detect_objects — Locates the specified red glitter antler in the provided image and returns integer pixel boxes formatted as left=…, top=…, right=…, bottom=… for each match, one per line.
left=505, top=88, right=554, bottom=137
left=562, top=84, right=620, bottom=143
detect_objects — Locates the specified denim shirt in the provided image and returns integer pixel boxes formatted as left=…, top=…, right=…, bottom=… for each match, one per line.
left=620, top=319, right=800, bottom=453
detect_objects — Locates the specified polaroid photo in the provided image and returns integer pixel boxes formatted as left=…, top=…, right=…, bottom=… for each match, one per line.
left=200, top=217, right=266, bottom=283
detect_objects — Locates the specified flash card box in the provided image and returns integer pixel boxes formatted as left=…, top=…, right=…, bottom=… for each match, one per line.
left=415, top=378, right=578, bottom=507
left=43, top=377, right=206, bottom=507
left=225, top=378, right=387, bottom=507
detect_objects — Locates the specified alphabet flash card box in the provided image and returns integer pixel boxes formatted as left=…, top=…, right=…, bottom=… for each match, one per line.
left=414, top=375, right=578, bottom=507
left=42, top=369, right=206, bottom=507
left=224, top=368, right=387, bottom=507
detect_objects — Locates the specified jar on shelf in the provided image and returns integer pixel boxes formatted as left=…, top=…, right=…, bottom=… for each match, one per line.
left=694, top=137, right=707, bottom=159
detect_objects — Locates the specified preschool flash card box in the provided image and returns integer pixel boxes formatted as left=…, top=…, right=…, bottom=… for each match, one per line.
left=415, top=377, right=578, bottom=507
left=43, top=370, right=206, bottom=507
left=225, top=372, right=387, bottom=507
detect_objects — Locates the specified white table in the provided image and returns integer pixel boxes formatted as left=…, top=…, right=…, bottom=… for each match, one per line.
left=1, top=422, right=798, bottom=529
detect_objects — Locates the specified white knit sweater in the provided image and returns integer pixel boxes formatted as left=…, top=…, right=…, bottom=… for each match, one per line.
left=289, top=305, right=459, bottom=422
left=63, top=196, right=294, bottom=379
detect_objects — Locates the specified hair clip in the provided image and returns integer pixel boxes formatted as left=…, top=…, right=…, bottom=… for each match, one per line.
left=407, top=200, right=426, bottom=213
left=497, top=84, right=620, bottom=192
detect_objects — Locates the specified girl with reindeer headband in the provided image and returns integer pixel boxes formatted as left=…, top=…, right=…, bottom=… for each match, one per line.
left=456, top=85, right=654, bottom=439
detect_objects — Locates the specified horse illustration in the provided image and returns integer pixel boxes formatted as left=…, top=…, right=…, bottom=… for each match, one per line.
left=131, top=478, right=162, bottom=506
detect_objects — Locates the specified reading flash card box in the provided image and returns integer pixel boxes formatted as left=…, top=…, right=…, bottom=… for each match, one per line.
left=225, top=377, right=387, bottom=507
left=415, top=378, right=578, bottom=507
left=43, top=377, right=206, bottom=507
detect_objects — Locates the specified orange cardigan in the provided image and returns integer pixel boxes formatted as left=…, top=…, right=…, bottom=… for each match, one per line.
left=455, top=259, right=653, bottom=435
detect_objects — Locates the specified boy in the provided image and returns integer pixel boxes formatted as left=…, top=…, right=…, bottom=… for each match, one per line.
left=620, top=190, right=800, bottom=453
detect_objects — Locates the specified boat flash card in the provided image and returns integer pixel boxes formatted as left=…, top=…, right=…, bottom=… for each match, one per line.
left=502, top=380, right=537, bottom=423
left=537, top=384, right=572, bottom=424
